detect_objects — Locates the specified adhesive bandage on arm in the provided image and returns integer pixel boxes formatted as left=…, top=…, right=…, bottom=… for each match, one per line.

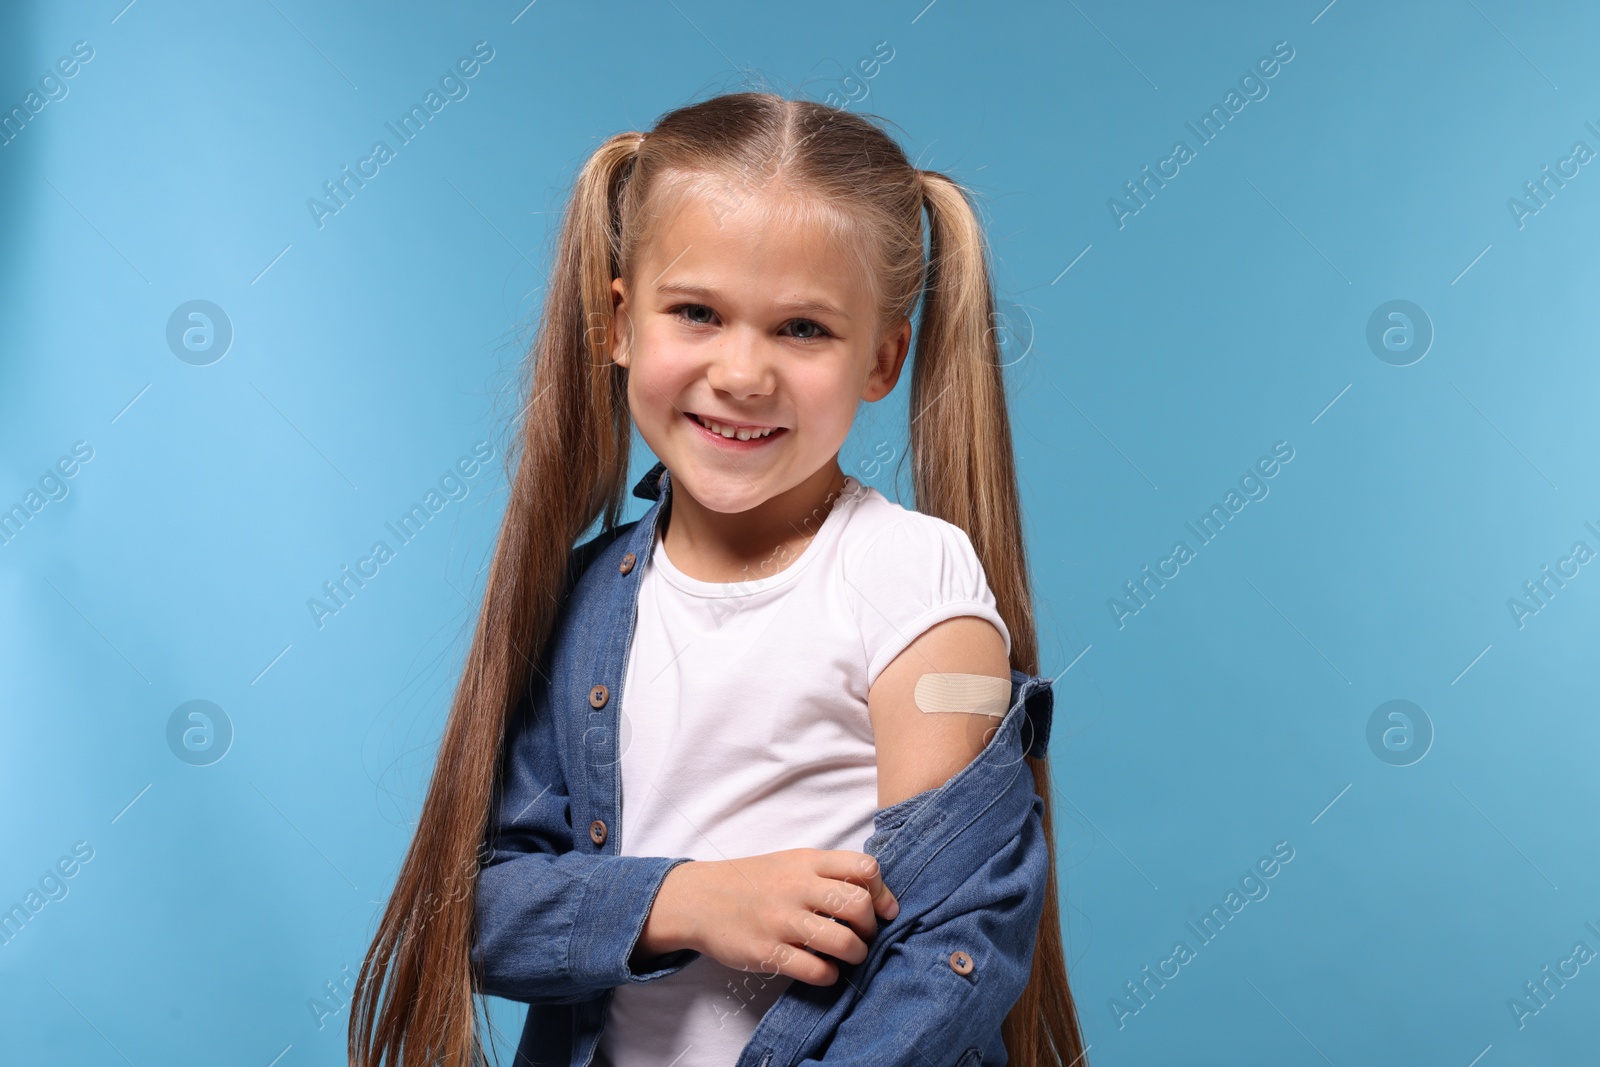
left=912, top=673, right=1011, bottom=717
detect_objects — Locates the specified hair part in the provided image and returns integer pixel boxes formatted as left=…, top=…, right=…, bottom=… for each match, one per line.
left=349, top=89, right=1086, bottom=1067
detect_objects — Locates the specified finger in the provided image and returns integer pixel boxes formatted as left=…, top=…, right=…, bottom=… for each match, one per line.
left=817, top=850, right=899, bottom=921
left=791, top=906, right=871, bottom=966
left=795, top=950, right=839, bottom=987
left=770, top=940, right=840, bottom=987
left=806, top=875, right=878, bottom=944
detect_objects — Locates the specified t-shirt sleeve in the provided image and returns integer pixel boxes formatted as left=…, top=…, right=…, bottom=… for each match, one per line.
left=843, top=513, right=1012, bottom=690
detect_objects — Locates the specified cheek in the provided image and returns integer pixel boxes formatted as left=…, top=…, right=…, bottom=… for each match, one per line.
left=798, top=370, right=861, bottom=432
left=628, top=340, right=695, bottom=415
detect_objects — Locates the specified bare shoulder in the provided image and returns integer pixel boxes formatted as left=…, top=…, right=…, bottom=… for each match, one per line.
left=866, top=614, right=1011, bottom=810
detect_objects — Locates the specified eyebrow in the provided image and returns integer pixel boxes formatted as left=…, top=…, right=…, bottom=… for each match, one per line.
left=653, top=282, right=852, bottom=321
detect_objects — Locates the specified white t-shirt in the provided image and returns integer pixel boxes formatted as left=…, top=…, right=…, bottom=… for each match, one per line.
left=595, top=474, right=1011, bottom=1067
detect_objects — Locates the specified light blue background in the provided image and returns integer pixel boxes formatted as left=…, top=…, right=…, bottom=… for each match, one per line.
left=3, top=1, right=1597, bottom=1064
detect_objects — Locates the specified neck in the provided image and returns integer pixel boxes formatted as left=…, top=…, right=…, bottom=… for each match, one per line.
left=659, top=459, right=851, bottom=583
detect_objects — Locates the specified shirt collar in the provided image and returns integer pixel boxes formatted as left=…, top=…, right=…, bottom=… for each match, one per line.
left=630, top=460, right=671, bottom=503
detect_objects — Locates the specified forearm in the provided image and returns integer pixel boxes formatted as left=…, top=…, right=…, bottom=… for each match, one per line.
left=627, top=860, right=704, bottom=969
left=473, top=851, right=701, bottom=1004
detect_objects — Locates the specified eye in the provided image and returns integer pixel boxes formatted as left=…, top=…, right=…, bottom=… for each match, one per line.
left=669, top=303, right=718, bottom=326
left=666, top=305, right=836, bottom=343
left=783, top=319, right=835, bottom=343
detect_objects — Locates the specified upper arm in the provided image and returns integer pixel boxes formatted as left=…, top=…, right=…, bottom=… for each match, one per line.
left=866, top=614, right=1011, bottom=810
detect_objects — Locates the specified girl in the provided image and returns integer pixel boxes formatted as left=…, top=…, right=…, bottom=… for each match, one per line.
left=350, top=91, right=1086, bottom=1067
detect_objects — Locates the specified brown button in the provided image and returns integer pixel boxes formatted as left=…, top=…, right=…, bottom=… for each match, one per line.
left=949, top=950, right=974, bottom=976
left=619, top=552, right=637, bottom=575
left=589, top=684, right=609, bottom=708
left=589, top=820, right=608, bottom=846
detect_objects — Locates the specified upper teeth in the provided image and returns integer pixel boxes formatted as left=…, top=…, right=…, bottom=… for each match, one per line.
left=697, top=415, right=776, bottom=440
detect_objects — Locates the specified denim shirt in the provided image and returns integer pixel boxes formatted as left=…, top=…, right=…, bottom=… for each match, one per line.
left=472, top=461, right=1056, bottom=1067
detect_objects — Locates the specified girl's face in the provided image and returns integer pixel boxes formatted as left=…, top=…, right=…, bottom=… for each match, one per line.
left=610, top=182, right=911, bottom=517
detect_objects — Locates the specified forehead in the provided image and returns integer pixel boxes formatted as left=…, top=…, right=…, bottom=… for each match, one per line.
left=634, top=177, right=875, bottom=315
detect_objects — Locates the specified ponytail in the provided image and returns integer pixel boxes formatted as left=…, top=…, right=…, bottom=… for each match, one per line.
left=346, top=131, right=643, bottom=1066
left=913, top=169, right=1089, bottom=1066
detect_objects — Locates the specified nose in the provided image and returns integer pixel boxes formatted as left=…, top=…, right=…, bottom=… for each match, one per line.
left=705, top=326, right=776, bottom=400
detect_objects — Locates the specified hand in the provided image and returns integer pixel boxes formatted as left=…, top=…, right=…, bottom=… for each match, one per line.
left=639, top=850, right=900, bottom=987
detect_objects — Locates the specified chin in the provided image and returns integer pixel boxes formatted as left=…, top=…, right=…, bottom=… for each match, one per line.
left=670, top=466, right=777, bottom=513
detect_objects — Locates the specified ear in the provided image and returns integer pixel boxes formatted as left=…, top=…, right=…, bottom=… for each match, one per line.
left=862, top=316, right=912, bottom=402
left=609, top=277, right=631, bottom=368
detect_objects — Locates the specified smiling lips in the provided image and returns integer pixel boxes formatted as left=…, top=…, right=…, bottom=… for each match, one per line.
left=687, top=411, right=786, bottom=444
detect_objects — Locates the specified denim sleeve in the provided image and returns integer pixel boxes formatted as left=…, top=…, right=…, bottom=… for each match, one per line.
left=471, top=676, right=703, bottom=1005
left=803, top=785, right=1051, bottom=1064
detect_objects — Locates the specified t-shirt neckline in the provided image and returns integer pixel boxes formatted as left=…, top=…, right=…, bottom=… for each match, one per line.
left=650, top=475, right=870, bottom=599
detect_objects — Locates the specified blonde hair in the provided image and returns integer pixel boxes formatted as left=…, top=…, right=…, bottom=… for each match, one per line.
left=349, top=90, right=1087, bottom=1067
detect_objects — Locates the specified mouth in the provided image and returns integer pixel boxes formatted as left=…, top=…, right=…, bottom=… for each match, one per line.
left=686, top=411, right=788, bottom=445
